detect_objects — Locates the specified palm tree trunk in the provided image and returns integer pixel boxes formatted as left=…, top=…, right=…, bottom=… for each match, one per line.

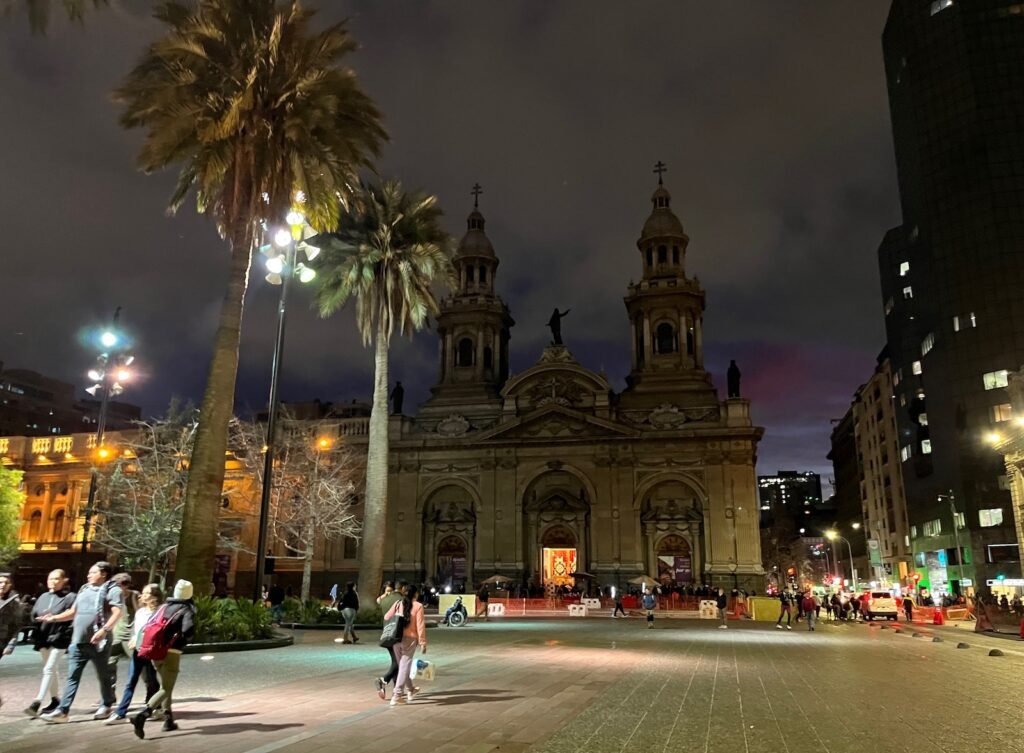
left=174, top=224, right=253, bottom=593
left=357, top=318, right=390, bottom=600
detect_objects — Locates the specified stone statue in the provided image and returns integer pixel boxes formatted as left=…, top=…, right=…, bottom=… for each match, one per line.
left=727, top=360, right=741, bottom=399
left=390, top=381, right=404, bottom=415
left=547, top=308, right=571, bottom=346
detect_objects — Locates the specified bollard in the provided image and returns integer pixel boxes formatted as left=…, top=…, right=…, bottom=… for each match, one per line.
left=956, top=642, right=970, bottom=649
left=912, top=632, right=922, bottom=638
left=932, top=636, right=943, bottom=643
left=989, top=649, right=1004, bottom=657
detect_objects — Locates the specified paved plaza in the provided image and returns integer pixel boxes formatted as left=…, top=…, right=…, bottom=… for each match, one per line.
left=1, top=616, right=1022, bottom=753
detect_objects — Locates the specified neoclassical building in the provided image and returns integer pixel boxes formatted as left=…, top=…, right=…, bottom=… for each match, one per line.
left=382, top=177, right=766, bottom=592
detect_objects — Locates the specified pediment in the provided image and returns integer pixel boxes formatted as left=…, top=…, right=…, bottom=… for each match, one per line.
left=502, top=347, right=612, bottom=415
left=476, top=404, right=639, bottom=442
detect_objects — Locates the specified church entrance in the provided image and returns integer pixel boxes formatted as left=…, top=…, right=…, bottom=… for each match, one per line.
left=436, top=535, right=468, bottom=590
left=541, top=524, right=578, bottom=588
left=656, top=534, right=693, bottom=585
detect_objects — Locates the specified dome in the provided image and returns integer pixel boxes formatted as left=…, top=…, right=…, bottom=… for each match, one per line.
left=456, top=209, right=496, bottom=259
left=640, top=185, right=687, bottom=241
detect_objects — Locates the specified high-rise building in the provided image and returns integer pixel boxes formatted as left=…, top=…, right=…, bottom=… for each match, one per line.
left=878, top=0, right=1024, bottom=593
left=758, top=471, right=824, bottom=531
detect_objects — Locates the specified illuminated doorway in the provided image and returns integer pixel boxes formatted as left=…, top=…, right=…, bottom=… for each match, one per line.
left=656, top=534, right=693, bottom=585
left=436, top=535, right=468, bottom=588
left=542, top=524, right=577, bottom=587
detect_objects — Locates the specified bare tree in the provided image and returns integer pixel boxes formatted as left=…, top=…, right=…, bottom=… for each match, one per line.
left=235, top=414, right=361, bottom=602
left=93, top=403, right=197, bottom=584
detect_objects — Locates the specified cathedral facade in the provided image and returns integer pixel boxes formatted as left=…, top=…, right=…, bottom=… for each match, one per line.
left=382, top=177, right=766, bottom=593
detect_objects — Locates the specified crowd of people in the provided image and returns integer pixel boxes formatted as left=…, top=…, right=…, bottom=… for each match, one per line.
left=0, top=563, right=196, bottom=739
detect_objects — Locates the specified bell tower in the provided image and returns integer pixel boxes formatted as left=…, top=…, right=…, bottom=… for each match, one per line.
left=621, top=163, right=718, bottom=409
left=422, top=184, right=514, bottom=413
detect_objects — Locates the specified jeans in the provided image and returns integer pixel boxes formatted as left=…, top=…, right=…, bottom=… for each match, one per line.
left=35, top=647, right=65, bottom=702
left=60, top=641, right=115, bottom=713
left=382, top=644, right=399, bottom=685
left=718, top=607, right=727, bottom=625
left=776, top=606, right=791, bottom=626
left=115, top=650, right=158, bottom=717
left=613, top=604, right=626, bottom=617
left=270, top=603, right=283, bottom=623
left=341, top=607, right=357, bottom=642
left=805, top=610, right=816, bottom=631
left=391, top=635, right=419, bottom=696
left=147, top=651, right=181, bottom=712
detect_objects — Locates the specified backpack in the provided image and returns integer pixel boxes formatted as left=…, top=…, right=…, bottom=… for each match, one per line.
left=138, top=604, right=179, bottom=661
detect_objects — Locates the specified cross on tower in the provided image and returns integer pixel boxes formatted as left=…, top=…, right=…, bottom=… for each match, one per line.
left=653, top=161, right=667, bottom=185
left=471, top=182, right=483, bottom=208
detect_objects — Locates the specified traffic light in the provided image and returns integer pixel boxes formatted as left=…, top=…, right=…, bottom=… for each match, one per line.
left=997, top=573, right=1006, bottom=582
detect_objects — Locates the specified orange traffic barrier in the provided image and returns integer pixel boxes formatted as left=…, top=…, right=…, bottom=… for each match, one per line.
left=1019, top=618, right=1024, bottom=639
left=933, top=607, right=945, bottom=625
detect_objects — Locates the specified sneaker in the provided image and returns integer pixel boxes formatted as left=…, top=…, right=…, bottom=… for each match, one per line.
left=375, top=677, right=386, bottom=700
left=104, top=714, right=127, bottom=725
left=407, top=686, right=421, bottom=702
left=94, top=705, right=113, bottom=720
left=775, top=624, right=782, bottom=630
left=41, top=709, right=69, bottom=724
left=41, top=698, right=60, bottom=714
left=786, top=625, right=792, bottom=631
left=23, top=700, right=41, bottom=717
left=719, top=624, right=728, bottom=629
left=390, top=693, right=407, bottom=706
left=151, top=708, right=165, bottom=722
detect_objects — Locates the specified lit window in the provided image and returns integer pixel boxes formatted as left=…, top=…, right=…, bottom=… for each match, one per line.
left=969, top=312, right=977, bottom=328
left=979, top=508, right=1003, bottom=527
left=912, top=361, right=922, bottom=375
left=900, top=444, right=913, bottom=462
left=921, top=333, right=935, bottom=356
left=921, top=439, right=932, bottom=454
left=930, top=0, right=953, bottom=14
left=899, top=261, right=910, bottom=277
left=893, top=369, right=902, bottom=386
left=953, top=315, right=960, bottom=332
left=983, top=370, right=1009, bottom=390
left=900, top=394, right=907, bottom=407
left=910, top=525, right=918, bottom=539
left=923, top=519, right=942, bottom=537
left=909, top=225, right=919, bottom=240
left=954, top=512, right=965, bottom=529
left=991, top=403, right=1013, bottom=422
left=919, top=413, right=928, bottom=426
left=884, top=297, right=895, bottom=316
left=903, top=286, right=913, bottom=299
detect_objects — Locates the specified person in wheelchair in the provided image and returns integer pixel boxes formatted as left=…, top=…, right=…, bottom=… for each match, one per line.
left=442, top=596, right=467, bottom=626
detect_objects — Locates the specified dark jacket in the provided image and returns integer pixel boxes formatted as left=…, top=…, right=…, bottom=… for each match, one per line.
left=716, top=592, right=728, bottom=609
left=339, top=589, right=359, bottom=611
left=0, top=590, right=22, bottom=650
left=159, top=598, right=197, bottom=651
left=30, top=590, right=76, bottom=650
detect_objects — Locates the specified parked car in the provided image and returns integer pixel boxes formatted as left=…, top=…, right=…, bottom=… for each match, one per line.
left=861, top=590, right=899, bottom=620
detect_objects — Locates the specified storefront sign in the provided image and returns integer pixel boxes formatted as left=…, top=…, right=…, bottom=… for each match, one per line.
left=868, top=539, right=882, bottom=567
left=986, top=578, right=1024, bottom=587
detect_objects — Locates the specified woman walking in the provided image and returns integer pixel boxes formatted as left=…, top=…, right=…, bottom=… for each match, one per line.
left=340, top=582, right=359, bottom=644
left=384, top=584, right=427, bottom=706
left=107, top=583, right=162, bottom=723
left=25, top=570, right=75, bottom=716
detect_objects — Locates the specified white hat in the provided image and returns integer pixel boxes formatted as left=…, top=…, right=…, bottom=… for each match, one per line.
left=173, top=579, right=194, bottom=600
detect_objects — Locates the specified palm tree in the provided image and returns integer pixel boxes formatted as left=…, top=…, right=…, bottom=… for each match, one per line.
left=115, top=0, right=385, bottom=589
left=313, top=180, right=454, bottom=599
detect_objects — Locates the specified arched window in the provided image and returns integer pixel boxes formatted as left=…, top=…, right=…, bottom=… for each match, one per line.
left=656, top=322, right=676, bottom=354
left=28, top=510, right=42, bottom=540
left=672, top=246, right=679, bottom=264
left=479, top=265, right=487, bottom=284
left=686, top=327, right=695, bottom=355
left=483, top=346, right=493, bottom=370
left=466, top=265, right=475, bottom=283
left=658, top=245, right=667, bottom=264
left=646, top=248, right=653, bottom=267
left=457, top=338, right=475, bottom=367
left=52, top=509, right=66, bottom=541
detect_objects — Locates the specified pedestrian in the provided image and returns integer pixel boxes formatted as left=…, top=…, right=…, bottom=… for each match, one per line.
left=0, top=572, right=23, bottom=710
left=107, top=572, right=140, bottom=702
left=384, top=584, right=427, bottom=706
left=735, top=589, right=747, bottom=619
left=339, top=582, right=359, bottom=644
left=775, top=589, right=792, bottom=630
left=850, top=594, right=861, bottom=621
left=374, top=580, right=405, bottom=700
left=902, top=593, right=914, bottom=622
left=716, top=588, right=729, bottom=629
left=476, top=584, right=490, bottom=621
left=329, top=583, right=339, bottom=608
left=612, top=590, right=626, bottom=618
left=107, top=583, right=162, bottom=724
left=267, top=582, right=285, bottom=624
left=642, top=589, right=657, bottom=628
left=39, top=561, right=125, bottom=723
left=24, top=569, right=75, bottom=717
left=824, top=593, right=834, bottom=622
left=131, top=579, right=197, bottom=739
left=801, top=591, right=817, bottom=631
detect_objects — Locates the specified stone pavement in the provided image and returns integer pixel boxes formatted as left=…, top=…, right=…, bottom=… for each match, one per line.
left=1, top=616, right=1023, bottom=753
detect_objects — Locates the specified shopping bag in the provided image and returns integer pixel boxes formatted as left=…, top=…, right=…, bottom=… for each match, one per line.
left=410, top=658, right=435, bottom=681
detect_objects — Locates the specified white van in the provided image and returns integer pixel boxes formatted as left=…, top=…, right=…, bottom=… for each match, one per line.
left=861, top=591, right=899, bottom=620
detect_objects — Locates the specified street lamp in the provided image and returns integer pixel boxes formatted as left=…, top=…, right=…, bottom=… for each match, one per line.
left=938, top=492, right=966, bottom=594
left=825, top=530, right=857, bottom=592
left=81, top=307, right=134, bottom=568
left=252, top=209, right=320, bottom=603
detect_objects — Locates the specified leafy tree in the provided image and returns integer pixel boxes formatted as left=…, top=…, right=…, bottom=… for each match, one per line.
left=2, top=0, right=107, bottom=34
left=312, top=180, right=454, bottom=598
left=234, top=414, right=360, bottom=602
left=92, top=404, right=198, bottom=583
left=114, top=0, right=385, bottom=589
left=0, top=466, right=25, bottom=568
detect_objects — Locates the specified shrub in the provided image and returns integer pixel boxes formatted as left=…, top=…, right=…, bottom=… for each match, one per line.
left=193, top=596, right=274, bottom=643
left=280, top=597, right=303, bottom=623
left=355, top=606, right=383, bottom=627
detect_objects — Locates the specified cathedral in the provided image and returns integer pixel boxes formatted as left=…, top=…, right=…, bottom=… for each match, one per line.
left=382, top=172, right=766, bottom=593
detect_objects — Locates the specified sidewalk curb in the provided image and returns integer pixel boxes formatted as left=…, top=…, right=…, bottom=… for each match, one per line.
left=183, top=633, right=294, bottom=653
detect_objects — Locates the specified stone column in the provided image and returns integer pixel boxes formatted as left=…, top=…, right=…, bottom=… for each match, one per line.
left=476, top=330, right=486, bottom=379
left=41, top=483, right=53, bottom=543
left=630, top=317, right=639, bottom=369
left=642, top=315, right=653, bottom=366
left=444, top=332, right=454, bottom=381
left=695, top=317, right=704, bottom=367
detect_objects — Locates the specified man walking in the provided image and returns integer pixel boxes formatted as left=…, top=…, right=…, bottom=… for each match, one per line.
left=902, top=592, right=914, bottom=622
left=25, top=570, right=75, bottom=716
left=107, top=573, right=139, bottom=701
left=716, top=588, right=729, bottom=629
left=39, top=561, right=124, bottom=722
left=801, top=591, right=817, bottom=632
left=612, top=590, right=626, bottom=618
left=775, top=589, right=793, bottom=630
left=0, top=572, right=23, bottom=710
left=375, top=580, right=406, bottom=700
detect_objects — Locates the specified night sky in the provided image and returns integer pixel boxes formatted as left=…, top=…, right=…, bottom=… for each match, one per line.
left=0, top=2, right=899, bottom=490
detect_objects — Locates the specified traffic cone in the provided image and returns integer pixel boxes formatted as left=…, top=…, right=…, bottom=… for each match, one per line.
left=933, top=607, right=945, bottom=625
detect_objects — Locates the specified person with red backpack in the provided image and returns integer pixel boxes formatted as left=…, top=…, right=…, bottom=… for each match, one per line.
left=106, top=583, right=162, bottom=724
left=132, top=580, right=196, bottom=739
